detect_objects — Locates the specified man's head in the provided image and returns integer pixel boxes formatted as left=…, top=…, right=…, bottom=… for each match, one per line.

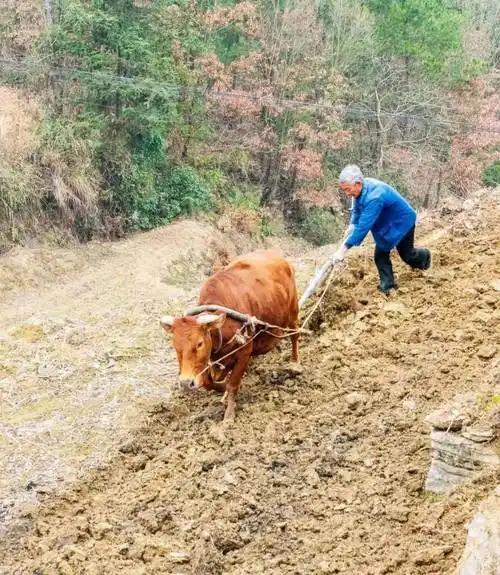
left=339, top=164, right=364, bottom=198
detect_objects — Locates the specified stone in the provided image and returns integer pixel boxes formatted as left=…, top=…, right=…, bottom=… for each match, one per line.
left=440, top=196, right=463, bottom=215
left=169, top=551, right=191, bottom=564
left=118, top=543, right=129, bottom=556
left=490, top=279, right=500, bottom=292
left=402, top=398, right=418, bottom=412
left=128, top=536, right=146, bottom=560
left=57, top=561, right=75, bottom=575
left=129, top=454, right=149, bottom=472
left=387, top=506, right=410, bottom=523
left=383, top=301, right=407, bottom=315
left=91, top=522, right=113, bottom=540
left=425, top=431, right=499, bottom=494
left=413, top=545, right=452, bottom=565
left=425, top=395, right=478, bottom=431
left=456, top=489, right=500, bottom=575
left=208, top=424, right=226, bottom=444
left=119, top=440, right=140, bottom=455
left=461, top=428, right=496, bottom=443
left=305, top=467, right=321, bottom=488
left=477, top=346, right=497, bottom=360
left=345, top=392, right=365, bottom=410
left=482, top=294, right=498, bottom=306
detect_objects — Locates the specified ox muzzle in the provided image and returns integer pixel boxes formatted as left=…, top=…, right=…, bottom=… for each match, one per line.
left=178, top=372, right=208, bottom=393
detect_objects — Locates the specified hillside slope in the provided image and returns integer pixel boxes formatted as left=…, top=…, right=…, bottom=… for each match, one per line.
left=0, top=190, right=498, bottom=575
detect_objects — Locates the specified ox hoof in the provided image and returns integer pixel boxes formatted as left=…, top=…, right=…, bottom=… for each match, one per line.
left=223, top=405, right=236, bottom=421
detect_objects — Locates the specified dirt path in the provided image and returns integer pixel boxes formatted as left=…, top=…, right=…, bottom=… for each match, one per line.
left=0, top=219, right=306, bottom=530
left=0, top=192, right=499, bottom=574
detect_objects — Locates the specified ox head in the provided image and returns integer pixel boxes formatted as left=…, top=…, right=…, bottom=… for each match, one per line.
left=160, top=313, right=226, bottom=393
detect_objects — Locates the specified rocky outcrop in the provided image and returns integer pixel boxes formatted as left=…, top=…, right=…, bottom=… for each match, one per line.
left=425, top=431, right=499, bottom=493
left=425, top=394, right=499, bottom=494
left=456, top=487, right=500, bottom=575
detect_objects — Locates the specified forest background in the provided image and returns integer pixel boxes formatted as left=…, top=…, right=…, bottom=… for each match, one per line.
left=1, top=0, right=499, bottom=250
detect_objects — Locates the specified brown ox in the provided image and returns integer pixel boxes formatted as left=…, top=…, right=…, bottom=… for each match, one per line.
left=160, top=250, right=299, bottom=419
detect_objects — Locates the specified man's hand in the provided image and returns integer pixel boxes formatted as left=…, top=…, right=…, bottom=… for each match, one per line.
left=331, top=244, right=348, bottom=264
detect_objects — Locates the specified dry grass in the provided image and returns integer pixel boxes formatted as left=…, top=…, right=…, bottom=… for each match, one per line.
left=0, top=87, right=43, bottom=248
left=0, top=85, right=100, bottom=247
left=50, top=169, right=99, bottom=222
left=0, top=87, right=40, bottom=160
left=0, top=0, right=44, bottom=54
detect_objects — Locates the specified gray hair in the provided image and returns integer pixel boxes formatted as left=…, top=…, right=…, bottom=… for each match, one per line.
left=339, top=164, right=364, bottom=184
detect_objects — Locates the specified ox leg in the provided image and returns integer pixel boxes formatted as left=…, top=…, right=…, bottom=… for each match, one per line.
left=289, top=315, right=300, bottom=362
left=224, top=347, right=252, bottom=420
left=291, top=332, right=299, bottom=362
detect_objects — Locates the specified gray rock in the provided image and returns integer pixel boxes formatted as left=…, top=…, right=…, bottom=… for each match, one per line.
left=425, top=431, right=499, bottom=494
left=169, top=551, right=191, bottom=564
left=456, top=489, right=500, bottom=575
left=462, top=428, right=496, bottom=443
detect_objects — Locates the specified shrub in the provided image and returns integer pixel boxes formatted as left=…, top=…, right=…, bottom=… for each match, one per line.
left=226, top=186, right=261, bottom=210
left=481, top=160, right=500, bottom=188
left=130, top=166, right=212, bottom=230
left=297, top=207, right=343, bottom=246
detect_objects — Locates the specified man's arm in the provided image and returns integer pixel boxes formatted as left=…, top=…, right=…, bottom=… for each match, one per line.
left=345, top=196, right=384, bottom=248
left=350, top=200, right=360, bottom=226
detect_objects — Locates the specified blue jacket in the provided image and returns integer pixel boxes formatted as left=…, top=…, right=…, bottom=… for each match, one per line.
left=345, top=178, right=416, bottom=251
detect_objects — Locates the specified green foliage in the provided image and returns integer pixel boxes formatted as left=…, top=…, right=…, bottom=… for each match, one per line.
left=376, top=167, right=409, bottom=196
left=226, top=186, right=261, bottom=210
left=481, top=161, right=500, bottom=188
left=0, top=0, right=495, bottom=248
left=34, top=0, right=213, bottom=234
left=213, top=25, right=257, bottom=64
left=0, top=164, right=38, bottom=214
left=260, top=212, right=286, bottom=237
left=367, top=0, right=464, bottom=77
left=114, top=164, right=212, bottom=231
left=296, top=207, right=343, bottom=246
left=199, top=168, right=228, bottom=197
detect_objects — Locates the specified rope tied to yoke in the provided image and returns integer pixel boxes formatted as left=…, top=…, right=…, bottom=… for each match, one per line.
left=188, top=258, right=348, bottom=381
left=187, top=222, right=351, bottom=380
left=193, top=263, right=346, bottom=384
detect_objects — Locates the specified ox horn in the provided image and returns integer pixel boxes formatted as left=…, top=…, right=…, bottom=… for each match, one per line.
left=159, top=315, right=175, bottom=332
left=196, top=313, right=226, bottom=328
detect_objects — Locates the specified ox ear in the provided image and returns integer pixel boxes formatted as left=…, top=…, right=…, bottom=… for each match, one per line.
left=196, top=313, right=226, bottom=330
left=159, top=315, right=175, bottom=333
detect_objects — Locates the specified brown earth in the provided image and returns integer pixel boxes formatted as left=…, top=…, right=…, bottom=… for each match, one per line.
left=0, top=217, right=306, bottom=527
left=0, top=191, right=499, bottom=575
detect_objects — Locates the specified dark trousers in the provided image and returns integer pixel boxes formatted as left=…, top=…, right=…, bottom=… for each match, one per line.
left=374, top=226, right=430, bottom=293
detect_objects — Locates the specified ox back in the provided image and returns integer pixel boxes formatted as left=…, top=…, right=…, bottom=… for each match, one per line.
left=199, top=249, right=299, bottom=356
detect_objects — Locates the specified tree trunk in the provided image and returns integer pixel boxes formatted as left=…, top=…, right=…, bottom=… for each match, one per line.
left=43, top=0, right=54, bottom=25
left=375, top=88, right=385, bottom=170
left=260, top=153, right=274, bottom=206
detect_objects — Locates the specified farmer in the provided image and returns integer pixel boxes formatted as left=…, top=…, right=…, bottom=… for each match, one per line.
left=331, top=165, right=431, bottom=295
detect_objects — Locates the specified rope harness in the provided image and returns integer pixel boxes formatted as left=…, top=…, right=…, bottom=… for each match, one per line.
left=191, top=258, right=348, bottom=382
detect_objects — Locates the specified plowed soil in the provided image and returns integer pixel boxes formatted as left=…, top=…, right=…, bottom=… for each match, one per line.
left=0, top=191, right=499, bottom=575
